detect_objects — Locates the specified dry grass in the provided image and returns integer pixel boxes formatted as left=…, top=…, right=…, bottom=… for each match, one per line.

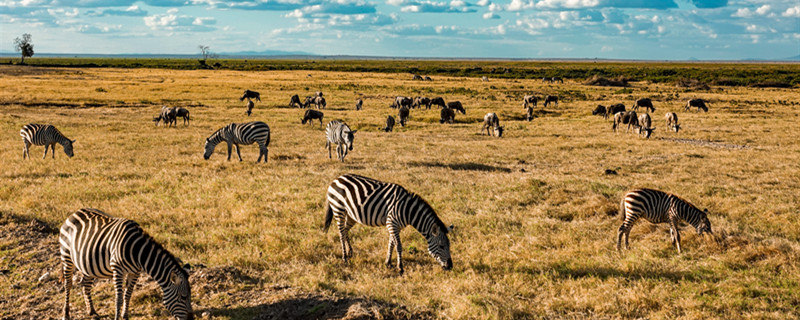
left=1, top=64, right=800, bottom=319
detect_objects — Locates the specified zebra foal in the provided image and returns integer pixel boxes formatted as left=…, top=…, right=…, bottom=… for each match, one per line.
left=324, top=174, right=454, bottom=274
left=325, top=120, right=357, bottom=162
left=204, top=121, right=271, bottom=163
left=20, top=123, right=75, bottom=159
left=59, top=208, right=193, bottom=320
left=618, top=188, right=712, bottom=253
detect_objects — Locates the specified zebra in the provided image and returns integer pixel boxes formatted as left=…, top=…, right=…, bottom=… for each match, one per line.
left=325, top=120, right=357, bottom=162
left=323, top=174, right=454, bottom=274
left=246, top=100, right=255, bottom=116
left=204, top=121, right=271, bottom=163
left=154, top=106, right=177, bottom=127
left=617, top=188, right=712, bottom=253
left=20, top=123, right=75, bottom=159
left=59, top=208, right=193, bottom=320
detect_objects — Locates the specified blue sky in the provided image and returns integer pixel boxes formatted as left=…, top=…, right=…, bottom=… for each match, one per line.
left=1, top=0, right=798, bottom=59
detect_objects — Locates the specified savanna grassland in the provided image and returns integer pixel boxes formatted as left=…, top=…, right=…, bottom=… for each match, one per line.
left=1, top=62, right=800, bottom=319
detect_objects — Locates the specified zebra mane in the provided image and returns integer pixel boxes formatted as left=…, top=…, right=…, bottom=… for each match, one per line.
left=130, top=221, right=188, bottom=277
left=671, top=193, right=705, bottom=215
left=408, top=192, right=448, bottom=234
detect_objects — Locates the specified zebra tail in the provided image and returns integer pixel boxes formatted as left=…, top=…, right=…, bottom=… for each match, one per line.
left=322, top=200, right=333, bottom=233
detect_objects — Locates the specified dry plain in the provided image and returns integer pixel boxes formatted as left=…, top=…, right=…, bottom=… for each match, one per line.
left=1, top=64, right=800, bottom=319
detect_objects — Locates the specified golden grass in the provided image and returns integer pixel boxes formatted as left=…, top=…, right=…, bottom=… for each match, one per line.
left=1, top=65, right=800, bottom=319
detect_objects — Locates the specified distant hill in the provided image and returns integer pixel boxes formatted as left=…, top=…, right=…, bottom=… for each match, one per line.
left=219, top=50, right=315, bottom=58
left=786, top=55, right=800, bottom=61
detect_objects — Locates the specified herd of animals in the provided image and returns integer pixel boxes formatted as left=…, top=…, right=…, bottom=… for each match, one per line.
left=15, top=76, right=719, bottom=320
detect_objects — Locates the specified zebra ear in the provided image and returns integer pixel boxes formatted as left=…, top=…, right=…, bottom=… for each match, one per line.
left=448, top=225, right=454, bottom=233
left=430, top=227, right=439, bottom=237
left=182, top=263, right=191, bottom=272
left=71, top=139, right=76, bottom=143
left=350, top=130, right=357, bottom=134
left=704, top=208, right=709, bottom=213
left=170, top=271, right=182, bottom=285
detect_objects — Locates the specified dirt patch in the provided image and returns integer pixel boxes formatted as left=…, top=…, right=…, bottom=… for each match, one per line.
left=657, top=137, right=751, bottom=150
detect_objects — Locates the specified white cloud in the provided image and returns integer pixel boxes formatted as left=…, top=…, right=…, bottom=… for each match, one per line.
left=755, top=4, right=771, bottom=15
left=535, top=0, right=599, bottom=9
left=476, top=0, right=489, bottom=6
left=782, top=6, right=800, bottom=17
left=506, top=0, right=533, bottom=11
left=483, top=12, right=499, bottom=19
left=488, top=2, right=501, bottom=11
left=143, top=10, right=216, bottom=32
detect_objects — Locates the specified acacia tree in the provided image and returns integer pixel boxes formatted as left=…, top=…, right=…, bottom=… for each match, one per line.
left=198, top=45, right=217, bottom=65
left=14, top=33, right=34, bottom=64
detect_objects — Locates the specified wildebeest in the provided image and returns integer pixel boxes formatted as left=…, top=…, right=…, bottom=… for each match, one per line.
left=592, top=105, right=608, bottom=119
left=551, top=77, right=564, bottom=83
left=525, top=106, right=534, bottom=121
left=175, top=107, right=190, bottom=125
left=542, top=77, right=552, bottom=83
left=246, top=100, right=255, bottom=116
left=481, top=113, right=504, bottom=137
left=314, top=96, right=327, bottom=109
left=685, top=98, right=708, bottom=112
left=304, top=96, right=315, bottom=108
left=289, top=94, right=304, bottom=108
left=666, top=112, right=681, bottom=133
left=613, top=111, right=639, bottom=133
left=414, top=96, right=432, bottom=109
left=393, top=96, right=413, bottom=109
left=355, top=98, right=363, bottom=110
left=638, top=113, right=655, bottom=138
left=412, top=74, right=423, bottom=81
left=153, top=106, right=177, bottom=127
left=240, top=90, right=261, bottom=102
left=523, top=95, right=538, bottom=108
left=424, top=76, right=432, bottom=81
left=607, top=103, right=626, bottom=118
left=384, top=115, right=395, bottom=132
left=302, top=109, right=324, bottom=127
left=398, top=106, right=410, bottom=127
left=430, top=97, right=446, bottom=109
left=440, top=107, right=455, bottom=124
left=446, top=101, right=466, bottom=114
left=544, top=95, right=558, bottom=108
left=632, top=98, right=655, bottom=113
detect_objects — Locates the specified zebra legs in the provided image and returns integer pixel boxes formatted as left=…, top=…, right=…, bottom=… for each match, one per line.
left=80, top=276, right=98, bottom=317
left=121, top=274, right=138, bottom=319
left=671, top=218, right=682, bottom=253
left=62, top=261, right=75, bottom=320
left=326, top=141, right=332, bottom=159
left=257, top=144, right=268, bottom=163
left=43, top=144, right=50, bottom=159
left=234, top=144, right=243, bottom=161
left=22, top=141, right=30, bottom=159
left=336, top=216, right=355, bottom=262
left=113, top=270, right=126, bottom=320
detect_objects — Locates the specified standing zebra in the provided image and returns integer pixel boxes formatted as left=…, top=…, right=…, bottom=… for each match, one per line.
left=204, top=121, right=271, bottom=163
left=20, top=123, right=75, bottom=159
left=617, top=188, right=712, bottom=253
left=325, top=120, right=357, bottom=162
left=59, top=208, right=193, bottom=320
left=323, top=174, right=454, bottom=274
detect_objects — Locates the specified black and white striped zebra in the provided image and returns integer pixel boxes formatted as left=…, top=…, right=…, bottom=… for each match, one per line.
left=20, top=123, right=75, bottom=159
left=617, top=188, right=712, bottom=253
left=323, top=174, right=454, bottom=274
left=325, top=120, right=357, bottom=162
left=59, top=208, right=193, bottom=320
left=204, top=121, right=271, bottom=163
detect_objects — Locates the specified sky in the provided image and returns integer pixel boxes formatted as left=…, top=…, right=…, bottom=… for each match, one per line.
left=1, top=0, right=798, bottom=59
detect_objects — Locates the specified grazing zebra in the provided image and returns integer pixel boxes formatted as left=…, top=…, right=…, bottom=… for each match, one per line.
left=302, top=109, right=324, bottom=127
left=175, top=107, right=190, bottom=125
left=325, top=120, right=357, bottom=162
left=544, top=95, right=558, bottom=108
left=239, top=89, right=260, bottom=102
left=384, top=115, right=395, bottom=132
left=666, top=112, right=681, bottom=133
left=523, top=95, right=538, bottom=108
left=355, top=98, right=363, bottom=110
left=154, top=106, right=177, bottom=127
left=246, top=100, right=255, bottom=116
left=525, top=106, right=534, bottom=121
left=204, top=121, right=271, bottom=163
left=398, top=106, right=409, bottom=127
left=323, top=174, right=454, bottom=274
left=314, top=96, right=327, bottom=109
left=59, top=208, right=193, bottom=320
left=617, top=189, right=712, bottom=253
left=481, top=113, right=504, bottom=137
left=638, top=113, right=655, bottom=139
left=20, top=123, right=75, bottom=159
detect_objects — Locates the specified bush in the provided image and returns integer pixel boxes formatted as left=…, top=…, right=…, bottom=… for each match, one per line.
left=583, top=75, right=629, bottom=87
left=675, top=78, right=710, bottom=90
left=750, top=81, right=793, bottom=88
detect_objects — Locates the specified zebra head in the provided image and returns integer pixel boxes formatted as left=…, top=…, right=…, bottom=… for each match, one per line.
left=426, top=224, right=454, bottom=270
left=642, top=127, right=655, bottom=139
left=697, top=209, right=712, bottom=235
left=494, top=126, right=504, bottom=137
left=63, top=139, right=75, bottom=158
left=203, top=138, right=215, bottom=160
left=671, top=123, right=681, bottom=133
left=344, top=130, right=357, bottom=151
left=163, top=268, right=193, bottom=319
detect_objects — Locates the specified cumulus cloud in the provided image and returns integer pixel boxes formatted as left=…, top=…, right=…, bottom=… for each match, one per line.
left=143, top=9, right=217, bottom=32
left=87, top=5, right=147, bottom=16
left=783, top=5, right=800, bottom=17
left=483, top=12, right=499, bottom=19
left=389, top=0, right=476, bottom=13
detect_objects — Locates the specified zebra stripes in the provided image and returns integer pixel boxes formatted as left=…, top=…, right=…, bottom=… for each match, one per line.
left=204, top=121, right=271, bottom=163
left=20, top=123, right=75, bottom=159
left=323, top=174, right=454, bottom=274
left=325, top=120, right=357, bottom=162
left=618, top=188, right=712, bottom=253
left=59, top=208, right=193, bottom=320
